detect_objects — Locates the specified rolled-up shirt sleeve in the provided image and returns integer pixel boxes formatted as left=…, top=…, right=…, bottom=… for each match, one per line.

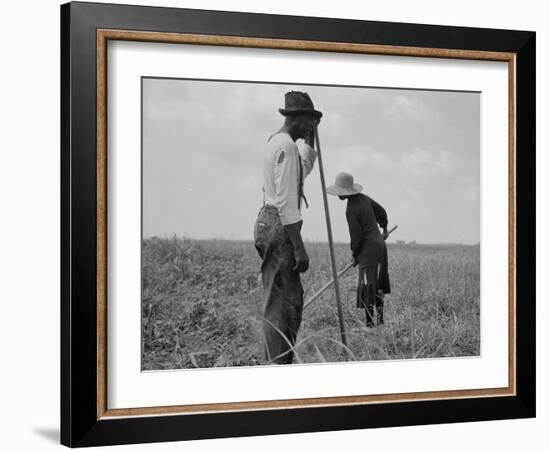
left=273, top=142, right=302, bottom=226
left=298, top=142, right=317, bottom=177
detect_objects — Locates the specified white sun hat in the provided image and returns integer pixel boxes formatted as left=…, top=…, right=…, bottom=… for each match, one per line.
left=326, top=172, right=363, bottom=196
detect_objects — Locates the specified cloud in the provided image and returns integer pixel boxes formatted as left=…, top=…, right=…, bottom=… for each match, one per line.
left=382, top=93, right=443, bottom=124
left=399, top=148, right=456, bottom=177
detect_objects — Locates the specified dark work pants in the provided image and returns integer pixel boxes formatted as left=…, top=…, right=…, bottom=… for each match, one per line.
left=254, top=205, right=304, bottom=364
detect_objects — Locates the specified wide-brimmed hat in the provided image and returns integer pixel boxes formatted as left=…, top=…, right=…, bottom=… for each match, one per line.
left=326, top=172, right=363, bottom=196
left=279, top=91, right=323, bottom=119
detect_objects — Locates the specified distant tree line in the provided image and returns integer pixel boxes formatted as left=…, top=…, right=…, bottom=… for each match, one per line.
left=395, top=240, right=416, bottom=245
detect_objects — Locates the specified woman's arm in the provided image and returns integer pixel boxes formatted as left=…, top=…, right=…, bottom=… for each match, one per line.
left=346, top=208, right=363, bottom=263
left=370, top=197, right=389, bottom=238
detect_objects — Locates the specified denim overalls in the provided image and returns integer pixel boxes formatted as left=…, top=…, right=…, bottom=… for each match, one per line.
left=254, top=205, right=304, bottom=364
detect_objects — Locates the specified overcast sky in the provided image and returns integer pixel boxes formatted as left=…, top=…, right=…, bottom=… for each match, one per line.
left=142, top=78, right=480, bottom=244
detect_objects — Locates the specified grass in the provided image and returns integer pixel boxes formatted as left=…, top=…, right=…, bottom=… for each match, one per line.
left=142, top=237, right=480, bottom=370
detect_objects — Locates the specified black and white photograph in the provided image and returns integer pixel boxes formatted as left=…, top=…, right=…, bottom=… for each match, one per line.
left=141, top=78, right=481, bottom=369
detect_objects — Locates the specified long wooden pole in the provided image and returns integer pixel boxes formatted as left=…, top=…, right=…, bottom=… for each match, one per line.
left=314, top=125, right=348, bottom=347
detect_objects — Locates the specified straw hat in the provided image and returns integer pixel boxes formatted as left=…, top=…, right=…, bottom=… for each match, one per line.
left=326, top=172, right=363, bottom=196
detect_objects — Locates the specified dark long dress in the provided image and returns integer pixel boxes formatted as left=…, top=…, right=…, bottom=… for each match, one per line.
left=345, top=193, right=391, bottom=308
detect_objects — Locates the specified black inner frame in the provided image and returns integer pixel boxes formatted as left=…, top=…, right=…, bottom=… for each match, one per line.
left=61, top=2, right=536, bottom=447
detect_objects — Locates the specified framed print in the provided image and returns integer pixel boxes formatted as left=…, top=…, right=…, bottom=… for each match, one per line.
left=60, top=1, right=536, bottom=447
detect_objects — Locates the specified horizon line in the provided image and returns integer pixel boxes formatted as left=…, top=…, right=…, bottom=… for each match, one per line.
left=142, top=235, right=480, bottom=246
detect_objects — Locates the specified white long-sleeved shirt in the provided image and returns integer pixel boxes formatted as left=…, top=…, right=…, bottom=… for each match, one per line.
left=261, top=132, right=317, bottom=225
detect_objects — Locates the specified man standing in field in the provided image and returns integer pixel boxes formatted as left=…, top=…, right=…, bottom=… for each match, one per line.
left=254, top=91, right=322, bottom=364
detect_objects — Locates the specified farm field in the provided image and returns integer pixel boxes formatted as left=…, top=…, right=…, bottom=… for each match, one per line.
left=142, top=237, right=480, bottom=370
